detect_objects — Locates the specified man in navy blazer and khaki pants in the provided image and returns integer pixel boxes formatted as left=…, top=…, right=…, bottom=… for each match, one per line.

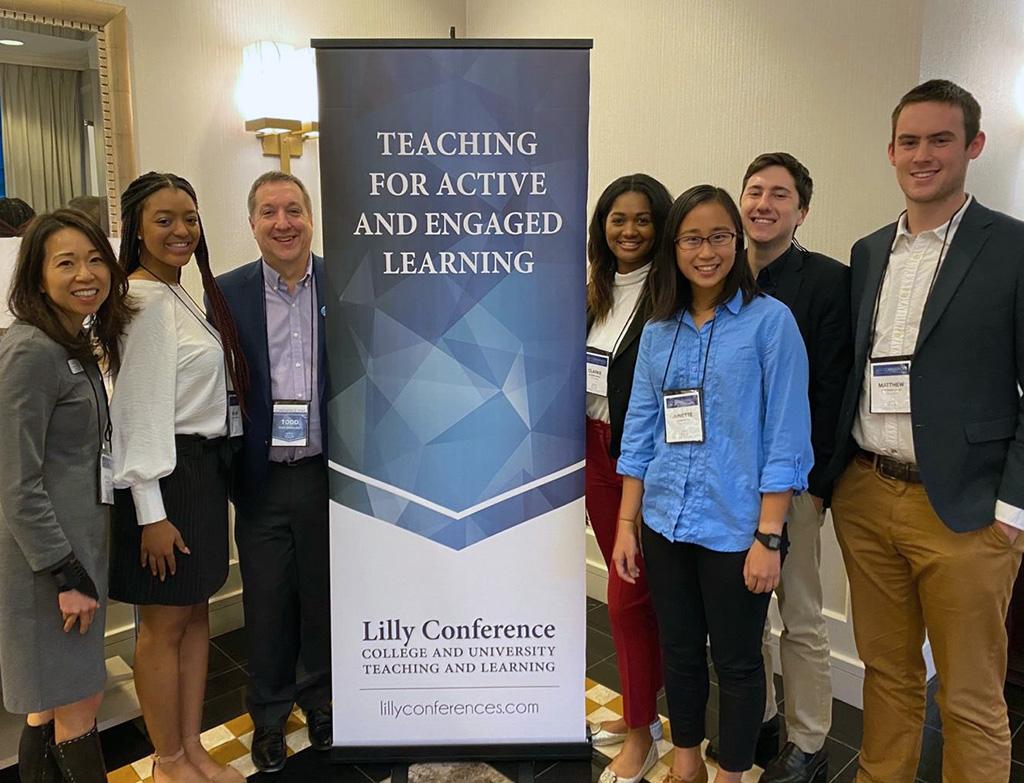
left=217, top=172, right=332, bottom=772
left=829, top=80, right=1024, bottom=782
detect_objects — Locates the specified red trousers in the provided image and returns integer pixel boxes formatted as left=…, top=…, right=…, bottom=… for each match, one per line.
left=586, top=417, right=662, bottom=726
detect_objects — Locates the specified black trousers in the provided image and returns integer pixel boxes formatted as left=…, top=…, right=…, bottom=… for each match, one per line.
left=236, top=459, right=331, bottom=727
left=642, top=524, right=772, bottom=773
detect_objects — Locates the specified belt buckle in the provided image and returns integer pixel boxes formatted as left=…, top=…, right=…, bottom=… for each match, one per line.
left=875, top=457, right=899, bottom=481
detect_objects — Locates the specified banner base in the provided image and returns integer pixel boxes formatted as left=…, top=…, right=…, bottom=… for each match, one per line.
left=330, top=738, right=593, bottom=765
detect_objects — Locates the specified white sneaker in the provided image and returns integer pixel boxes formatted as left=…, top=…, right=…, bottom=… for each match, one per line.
left=597, top=740, right=660, bottom=783
left=590, top=718, right=663, bottom=747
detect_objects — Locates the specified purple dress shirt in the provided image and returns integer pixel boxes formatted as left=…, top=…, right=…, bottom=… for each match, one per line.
left=263, top=257, right=321, bottom=462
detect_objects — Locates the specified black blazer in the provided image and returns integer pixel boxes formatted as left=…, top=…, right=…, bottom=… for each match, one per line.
left=587, top=300, right=650, bottom=460
left=216, top=256, right=329, bottom=510
left=828, top=200, right=1024, bottom=532
left=759, top=246, right=852, bottom=499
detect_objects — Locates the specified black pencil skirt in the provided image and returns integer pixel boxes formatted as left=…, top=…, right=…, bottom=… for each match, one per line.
left=109, top=435, right=231, bottom=606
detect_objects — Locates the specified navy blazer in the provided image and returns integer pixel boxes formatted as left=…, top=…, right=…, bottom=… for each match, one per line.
left=827, top=200, right=1024, bottom=532
left=216, top=256, right=329, bottom=510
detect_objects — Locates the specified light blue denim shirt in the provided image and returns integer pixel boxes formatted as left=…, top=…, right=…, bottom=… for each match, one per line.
left=617, top=290, right=812, bottom=552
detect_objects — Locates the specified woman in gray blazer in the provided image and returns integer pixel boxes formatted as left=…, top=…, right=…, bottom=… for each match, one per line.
left=0, top=210, right=132, bottom=783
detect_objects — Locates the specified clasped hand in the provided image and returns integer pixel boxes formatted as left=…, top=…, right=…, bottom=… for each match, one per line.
left=140, top=519, right=190, bottom=581
left=58, top=589, right=99, bottom=634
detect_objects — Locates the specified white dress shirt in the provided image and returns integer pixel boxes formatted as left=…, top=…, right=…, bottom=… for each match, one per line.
left=111, top=280, right=227, bottom=525
left=852, top=196, right=1024, bottom=530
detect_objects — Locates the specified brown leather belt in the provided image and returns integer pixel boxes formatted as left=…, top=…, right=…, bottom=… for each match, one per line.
left=857, top=449, right=922, bottom=483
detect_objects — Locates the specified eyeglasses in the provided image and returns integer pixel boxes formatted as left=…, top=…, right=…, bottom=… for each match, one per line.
left=674, top=231, right=736, bottom=251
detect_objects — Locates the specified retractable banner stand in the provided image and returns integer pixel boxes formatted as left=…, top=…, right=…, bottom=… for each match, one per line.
left=313, top=40, right=592, bottom=763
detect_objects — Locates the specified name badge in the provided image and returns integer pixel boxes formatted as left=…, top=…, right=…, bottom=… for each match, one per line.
left=97, top=449, right=114, bottom=505
left=585, top=347, right=611, bottom=397
left=869, top=356, right=912, bottom=414
left=228, top=393, right=244, bottom=438
left=271, top=400, right=310, bottom=447
left=663, top=388, right=704, bottom=444
left=67, top=359, right=84, bottom=375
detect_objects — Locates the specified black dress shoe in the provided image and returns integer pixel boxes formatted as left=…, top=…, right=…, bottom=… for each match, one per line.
left=305, top=705, right=332, bottom=751
left=759, top=741, right=828, bottom=783
left=252, top=725, right=287, bottom=772
left=705, top=714, right=780, bottom=769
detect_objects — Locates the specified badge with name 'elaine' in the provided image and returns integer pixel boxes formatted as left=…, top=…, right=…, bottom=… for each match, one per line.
left=585, top=347, right=610, bottom=397
left=869, top=356, right=912, bottom=414
left=663, top=388, right=704, bottom=444
left=271, top=401, right=310, bottom=447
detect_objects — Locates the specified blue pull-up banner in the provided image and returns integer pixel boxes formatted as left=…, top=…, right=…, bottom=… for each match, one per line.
left=314, top=39, right=591, bottom=761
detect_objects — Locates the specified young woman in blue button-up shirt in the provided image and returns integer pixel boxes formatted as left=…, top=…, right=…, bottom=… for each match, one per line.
left=611, top=185, right=812, bottom=783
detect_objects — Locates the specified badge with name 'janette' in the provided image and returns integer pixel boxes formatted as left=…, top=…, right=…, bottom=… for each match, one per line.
left=869, top=356, right=912, bottom=414
left=663, top=388, right=704, bottom=444
left=271, top=401, right=310, bottom=447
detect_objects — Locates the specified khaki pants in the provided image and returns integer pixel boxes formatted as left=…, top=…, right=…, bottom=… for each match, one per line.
left=762, top=491, right=832, bottom=753
left=832, top=455, right=1023, bottom=783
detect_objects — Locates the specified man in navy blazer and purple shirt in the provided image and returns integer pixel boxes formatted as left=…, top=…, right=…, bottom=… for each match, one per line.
left=217, top=171, right=332, bottom=772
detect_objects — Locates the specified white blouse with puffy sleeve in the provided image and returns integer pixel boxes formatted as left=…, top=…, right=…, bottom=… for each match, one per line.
left=110, top=279, right=227, bottom=525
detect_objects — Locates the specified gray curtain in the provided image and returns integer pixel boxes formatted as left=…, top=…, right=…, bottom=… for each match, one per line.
left=0, top=63, right=83, bottom=213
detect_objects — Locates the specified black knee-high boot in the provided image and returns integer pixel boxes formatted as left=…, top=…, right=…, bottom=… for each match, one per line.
left=51, top=725, right=107, bottom=783
left=18, top=721, right=59, bottom=783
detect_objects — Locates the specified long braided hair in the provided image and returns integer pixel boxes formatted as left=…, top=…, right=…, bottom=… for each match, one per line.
left=119, top=172, right=250, bottom=410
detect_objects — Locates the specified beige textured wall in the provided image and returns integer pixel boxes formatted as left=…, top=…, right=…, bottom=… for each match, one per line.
left=467, top=0, right=923, bottom=263
left=920, top=0, right=1024, bottom=215
left=118, top=0, right=465, bottom=280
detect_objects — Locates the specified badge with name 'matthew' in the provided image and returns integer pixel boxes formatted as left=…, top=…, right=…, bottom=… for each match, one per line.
left=869, top=356, right=912, bottom=414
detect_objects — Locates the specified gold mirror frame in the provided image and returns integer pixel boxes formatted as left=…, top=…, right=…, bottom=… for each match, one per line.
left=0, top=0, right=135, bottom=235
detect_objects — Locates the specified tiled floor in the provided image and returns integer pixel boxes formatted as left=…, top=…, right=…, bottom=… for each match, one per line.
left=4, top=598, right=1024, bottom=781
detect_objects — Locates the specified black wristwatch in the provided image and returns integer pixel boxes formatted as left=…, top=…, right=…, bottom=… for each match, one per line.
left=754, top=530, right=783, bottom=552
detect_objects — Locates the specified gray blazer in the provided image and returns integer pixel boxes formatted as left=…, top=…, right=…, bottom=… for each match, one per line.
left=0, top=322, right=109, bottom=712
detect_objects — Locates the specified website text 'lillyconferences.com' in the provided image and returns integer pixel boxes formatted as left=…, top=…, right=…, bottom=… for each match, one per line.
left=380, top=699, right=540, bottom=720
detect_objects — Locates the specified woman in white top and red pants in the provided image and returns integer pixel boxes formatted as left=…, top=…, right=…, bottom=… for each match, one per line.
left=586, top=174, right=673, bottom=783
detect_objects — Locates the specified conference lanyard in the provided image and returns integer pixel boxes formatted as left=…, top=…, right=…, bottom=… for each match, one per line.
left=866, top=196, right=968, bottom=415
left=81, top=362, right=114, bottom=505
left=138, top=267, right=242, bottom=436
left=660, top=310, right=716, bottom=444
left=261, top=264, right=316, bottom=448
left=585, top=292, right=643, bottom=398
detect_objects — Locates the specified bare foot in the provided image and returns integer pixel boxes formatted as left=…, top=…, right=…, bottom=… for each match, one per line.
left=605, top=728, right=654, bottom=777
left=151, top=750, right=209, bottom=783
left=597, top=717, right=628, bottom=735
left=182, top=736, right=245, bottom=783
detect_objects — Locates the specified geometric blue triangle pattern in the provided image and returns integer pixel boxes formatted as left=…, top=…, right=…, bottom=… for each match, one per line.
left=318, top=46, right=591, bottom=549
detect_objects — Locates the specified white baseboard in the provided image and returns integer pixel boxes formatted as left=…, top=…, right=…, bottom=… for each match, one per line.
left=585, top=527, right=879, bottom=709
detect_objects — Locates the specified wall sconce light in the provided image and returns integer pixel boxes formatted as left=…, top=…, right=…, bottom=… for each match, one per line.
left=236, top=42, right=319, bottom=173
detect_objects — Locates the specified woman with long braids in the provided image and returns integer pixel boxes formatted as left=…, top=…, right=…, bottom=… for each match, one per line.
left=109, top=172, right=248, bottom=783
left=0, top=209, right=132, bottom=783
left=586, top=174, right=672, bottom=783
